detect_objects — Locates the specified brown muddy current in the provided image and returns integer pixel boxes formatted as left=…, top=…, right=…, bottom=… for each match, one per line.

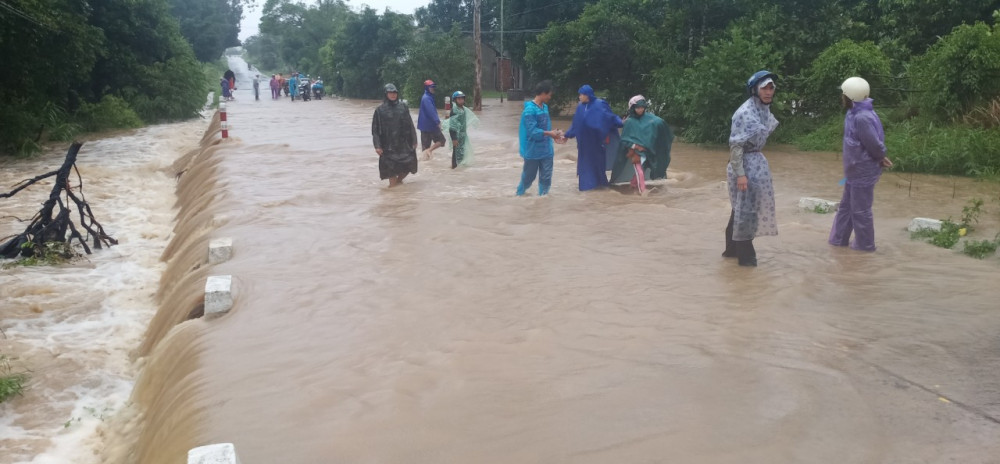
left=4, top=57, right=1000, bottom=463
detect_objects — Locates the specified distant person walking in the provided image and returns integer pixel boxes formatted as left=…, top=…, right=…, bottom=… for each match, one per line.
left=372, top=84, right=419, bottom=188
left=288, top=73, right=298, bottom=101
left=224, top=69, right=236, bottom=95
left=516, top=80, right=565, bottom=196
left=723, top=71, right=780, bottom=267
left=828, top=77, right=893, bottom=252
left=220, top=76, right=232, bottom=101
left=270, top=75, right=280, bottom=99
left=253, top=74, right=261, bottom=101
left=417, top=80, right=445, bottom=160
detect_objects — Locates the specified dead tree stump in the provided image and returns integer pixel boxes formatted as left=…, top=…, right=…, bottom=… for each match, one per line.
left=0, top=142, right=117, bottom=259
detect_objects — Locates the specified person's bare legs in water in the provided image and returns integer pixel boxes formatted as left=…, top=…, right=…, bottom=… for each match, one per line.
left=388, top=173, right=409, bottom=188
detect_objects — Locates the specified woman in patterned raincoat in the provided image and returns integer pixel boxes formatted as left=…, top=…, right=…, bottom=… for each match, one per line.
left=723, top=71, right=780, bottom=267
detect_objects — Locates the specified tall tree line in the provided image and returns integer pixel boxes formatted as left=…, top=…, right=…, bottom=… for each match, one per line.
left=0, top=0, right=247, bottom=155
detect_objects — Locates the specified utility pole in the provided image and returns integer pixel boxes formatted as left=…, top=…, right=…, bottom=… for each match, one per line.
left=500, top=0, right=504, bottom=103
left=473, top=0, right=483, bottom=111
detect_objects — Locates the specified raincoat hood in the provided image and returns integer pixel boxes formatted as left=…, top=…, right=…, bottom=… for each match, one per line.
left=729, top=97, right=779, bottom=150
left=850, top=97, right=874, bottom=113
left=578, top=85, right=596, bottom=102
left=628, top=98, right=650, bottom=119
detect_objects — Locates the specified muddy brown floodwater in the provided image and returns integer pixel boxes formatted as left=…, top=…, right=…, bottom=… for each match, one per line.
left=4, top=55, right=1000, bottom=464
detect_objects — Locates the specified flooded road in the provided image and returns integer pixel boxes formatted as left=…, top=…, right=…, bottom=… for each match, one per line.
left=5, top=54, right=1000, bottom=463
left=117, top=58, right=1000, bottom=463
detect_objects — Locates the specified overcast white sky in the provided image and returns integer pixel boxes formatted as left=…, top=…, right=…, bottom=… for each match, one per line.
left=240, top=0, right=428, bottom=41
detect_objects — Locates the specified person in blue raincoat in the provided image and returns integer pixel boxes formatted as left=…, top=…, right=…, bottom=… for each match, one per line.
left=517, top=80, right=565, bottom=196
left=288, top=73, right=299, bottom=101
left=417, top=80, right=445, bottom=159
left=562, top=85, right=623, bottom=191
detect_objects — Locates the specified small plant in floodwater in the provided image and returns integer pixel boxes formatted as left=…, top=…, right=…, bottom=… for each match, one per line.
left=960, top=197, right=984, bottom=230
left=1, top=241, right=80, bottom=270
left=962, top=238, right=999, bottom=259
left=0, top=355, right=29, bottom=403
left=813, top=204, right=831, bottom=214
left=911, top=219, right=962, bottom=249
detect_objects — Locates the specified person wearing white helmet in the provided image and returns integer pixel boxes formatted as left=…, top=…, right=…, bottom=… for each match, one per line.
left=723, top=70, right=780, bottom=267
left=828, top=76, right=893, bottom=252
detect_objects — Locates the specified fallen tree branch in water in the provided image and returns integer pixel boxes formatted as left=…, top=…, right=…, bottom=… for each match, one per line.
left=0, top=142, right=117, bottom=259
left=0, top=171, right=60, bottom=199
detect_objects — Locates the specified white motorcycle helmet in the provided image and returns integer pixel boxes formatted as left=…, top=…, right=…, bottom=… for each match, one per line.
left=841, top=77, right=870, bottom=102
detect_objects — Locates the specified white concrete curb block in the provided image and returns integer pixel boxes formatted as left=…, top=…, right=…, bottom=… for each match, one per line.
left=799, top=197, right=839, bottom=212
left=209, top=237, right=233, bottom=264
left=205, top=275, right=233, bottom=315
left=908, top=217, right=943, bottom=233
left=188, top=443, right=241, bottom=464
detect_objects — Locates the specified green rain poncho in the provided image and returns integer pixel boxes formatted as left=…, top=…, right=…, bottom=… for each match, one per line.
left=610, top=100, right=674, bottom=184
left=441, top=105, right=480, bottom=166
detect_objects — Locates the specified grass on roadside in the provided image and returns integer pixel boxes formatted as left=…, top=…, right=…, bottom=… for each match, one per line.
left=0, top=355, right=29, bottom=403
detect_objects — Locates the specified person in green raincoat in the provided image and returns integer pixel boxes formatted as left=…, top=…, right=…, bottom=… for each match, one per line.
left=442, top=90, right=480, bottom=168
left=610, top=96, right=674, bottom=194
left=448, top=91, right=469, bottom=168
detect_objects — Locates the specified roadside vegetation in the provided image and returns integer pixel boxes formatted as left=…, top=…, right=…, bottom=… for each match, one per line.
left=0, top=354, right=29, bottom=404
left=0, top=0, right=244, bottom=157
left=911, top=198, right=1000, bottom=259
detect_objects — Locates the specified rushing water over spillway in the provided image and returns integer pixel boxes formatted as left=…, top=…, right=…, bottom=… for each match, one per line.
left=4, top=56, right=1000, bottom=463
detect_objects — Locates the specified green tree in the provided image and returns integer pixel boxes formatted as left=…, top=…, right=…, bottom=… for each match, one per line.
left=325, top=7, right=414, bottom=99
left=401, top=26, right=476, bottom=106
left=802, top=39, right=893, bottom=116
left=168, top=0, right=243, bottom=62
left=84, top=0, right=206, bottom=122
left=874, top=0, right=999, bottom=55
left=660, top=28, right=783, bottom=143
left=0, top=0, right=205, bottom=154
left=910, top=22, right=1000, bottom=120
left=416, top=0, right=498, bottom=34
left=252, top=0, right=351, bottom=74
left=526, top=0, right=668, bottom=112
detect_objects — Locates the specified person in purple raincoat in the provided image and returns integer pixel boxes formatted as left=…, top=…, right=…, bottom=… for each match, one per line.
left=828, top=77, right=893, bottom=252
left=220, top=76, right=232, bottom=101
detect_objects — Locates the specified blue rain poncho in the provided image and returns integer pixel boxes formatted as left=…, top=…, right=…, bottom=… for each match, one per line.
left=441, top=104, right=480, bottom=167
left=565, top=85, right=623, bottom=191
left=418, top=89, right=440, bottom=132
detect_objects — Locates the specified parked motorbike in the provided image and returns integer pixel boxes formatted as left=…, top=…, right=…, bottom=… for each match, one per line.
left=312, top=79, right=324, bottom=100
left=298, top=80, right=311, bottom=101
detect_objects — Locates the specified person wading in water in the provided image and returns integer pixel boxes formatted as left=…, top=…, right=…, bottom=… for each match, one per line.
left=372, top=84, right=419, bottom=188
left=828, top=76, right=892, bottom=252
left=723, top=70, right=780, bottom=267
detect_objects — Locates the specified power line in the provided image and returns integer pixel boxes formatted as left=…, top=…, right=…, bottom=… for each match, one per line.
left=0, top=1, right=59, bottom=32
left=506, top=0, right=584, bottom=19
left=463, top=29, right=548, bottom=34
